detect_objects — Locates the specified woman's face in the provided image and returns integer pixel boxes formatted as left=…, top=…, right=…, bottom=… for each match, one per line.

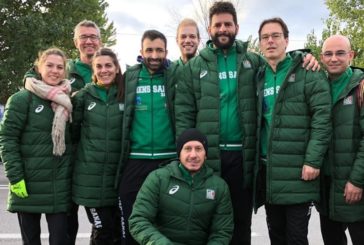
left=38, top=54, right=66, bottom=86
left=93, top=55, right=119, bottom=86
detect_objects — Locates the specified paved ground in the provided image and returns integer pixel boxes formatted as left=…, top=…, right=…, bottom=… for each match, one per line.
left=0, top=163, right=352, bottom=244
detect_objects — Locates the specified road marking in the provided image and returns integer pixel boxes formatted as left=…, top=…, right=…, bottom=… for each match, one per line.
left=0, top=233, right=91, bottom=239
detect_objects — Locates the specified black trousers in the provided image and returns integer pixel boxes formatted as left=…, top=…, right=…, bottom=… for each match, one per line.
left=320, top=214, right=364, bottom=245
left=85, top=206, right=121, bottom=245
left=265, top=202, right=312, bottom=245
left=118, top=159, right=162, bottom=245
left=17, top=212, right=68, bottom=245
left=67, top=202, right=79, bottom=245
left=220, top=150, right=253, bottom=245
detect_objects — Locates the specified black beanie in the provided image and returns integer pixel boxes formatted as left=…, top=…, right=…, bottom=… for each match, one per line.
left=176, top=128, right=208, bottom=157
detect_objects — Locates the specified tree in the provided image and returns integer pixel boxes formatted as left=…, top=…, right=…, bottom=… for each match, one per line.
left=304, top=29, right=323, bottom=60
left=324, top=0, right=364, bottom=67
left=0, top=0, right=116, bottom=104
left=304, top=0, right=364, bottom=67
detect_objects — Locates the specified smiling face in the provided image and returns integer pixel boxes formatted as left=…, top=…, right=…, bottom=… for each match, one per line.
left=74, top=26, right=102, bottom=64
left=179, top=140, right=206, bottom=175
left=92, top=55, right=119, bottom=87
left=208, top=13, right=239, bottom=50
left=321, top=35, right=354, bottom=80
left=140, top=38, right=167, bottom=74
left=259, top=22, right=288, bottom=63
left=177, top=25, right=200, bottom=63
left=38, top=54, right=66, bottom=86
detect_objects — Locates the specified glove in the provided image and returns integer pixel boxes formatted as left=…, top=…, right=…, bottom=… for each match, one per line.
left=10, top=179, right=28, bottom=198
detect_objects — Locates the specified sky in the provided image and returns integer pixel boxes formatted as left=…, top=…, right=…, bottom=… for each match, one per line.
left=105, top=0, right=330, bottom=69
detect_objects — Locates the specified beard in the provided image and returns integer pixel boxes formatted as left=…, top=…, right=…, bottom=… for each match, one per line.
left=144, top=57, right=165, bottom=72
left=211, top=32, right=236, bottom=49
left=185, top=52, right=196, bottom=61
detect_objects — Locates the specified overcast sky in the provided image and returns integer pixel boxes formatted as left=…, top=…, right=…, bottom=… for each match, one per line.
left=105, top=0, right=330, bottom=69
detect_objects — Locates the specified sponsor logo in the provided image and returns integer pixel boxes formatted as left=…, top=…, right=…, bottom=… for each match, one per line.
left=119, top=103, right=125, bottom=111
left=288, top=74, right=296, bottom=82
left=88, top=102, right=96, bottom=110
left=169, top=185, right=180, bottom=195
left=343, top=95, right=353, bottom=105
left=243, top=60, right=252, bottom=68
left=206, top=189, right=216, bottom=200
left=35, top=105, right=44, bottom=113
left=219, top=71, right=237, bottom=80
left=69, top=78, right=76, bottom=84
left=200, top=70, right=208, bottom=78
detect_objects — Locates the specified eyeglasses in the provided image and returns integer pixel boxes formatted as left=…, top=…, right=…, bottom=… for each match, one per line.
left=260, top=32, right=284, bottom=42
left=78, top=35, right=100, bottom=42
left=322, top=50, right=349, bottom=59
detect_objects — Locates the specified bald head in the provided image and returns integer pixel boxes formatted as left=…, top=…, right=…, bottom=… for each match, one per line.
left=321, top=34, right=354, bottom=80
left=322, top=35, right=351, bottom=51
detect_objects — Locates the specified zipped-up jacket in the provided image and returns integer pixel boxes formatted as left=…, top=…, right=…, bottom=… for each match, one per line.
left=129, top=160, right=233, bottom=245
left=72, top=83, right=123, bottom=207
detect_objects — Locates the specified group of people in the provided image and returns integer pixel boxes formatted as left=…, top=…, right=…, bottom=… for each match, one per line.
left=0, top=1, right=363, bottom=245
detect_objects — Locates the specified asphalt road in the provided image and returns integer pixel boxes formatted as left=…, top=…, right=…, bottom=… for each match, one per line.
left=0, top=163, right=351, bottom=245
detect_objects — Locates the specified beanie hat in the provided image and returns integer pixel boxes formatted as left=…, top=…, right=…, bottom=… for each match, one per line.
left=176, top=128, right=208, bottom=157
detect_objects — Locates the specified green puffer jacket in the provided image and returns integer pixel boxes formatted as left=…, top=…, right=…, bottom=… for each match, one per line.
left=67, top=59, right=91, bottom=92
left=320, top=67, right=364, bottom=222
left=129, top=161, right=233, bottom=245
left=115, top=63, right=176, bottom=186
left=0, top=90, right=72, bottom=213
left=175, top=40, right=262, bottom=187
left=255, top=54, right=332, bottom=207
left=72, top=83, right=123, bottom=207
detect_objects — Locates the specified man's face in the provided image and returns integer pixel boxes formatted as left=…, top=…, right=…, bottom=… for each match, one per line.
left=208, top=13, right=238, bottom=49
left=140, top=38, right=167, bottom=73
left=321, top=37, right=354, bottom=80
left=74, top=26, right=102, bottom=61
left=259, top=23, right=288, bottom=62
left=176, top=25, right=200, bottom=61
left=179, top=141, right=206, bottom=175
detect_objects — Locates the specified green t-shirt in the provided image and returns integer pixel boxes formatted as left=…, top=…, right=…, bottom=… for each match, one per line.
left=261, top=55, right=293, bottom=157
left=208, top=43, right=242, bottom=150
left=330, top=67, right=353, bottom=105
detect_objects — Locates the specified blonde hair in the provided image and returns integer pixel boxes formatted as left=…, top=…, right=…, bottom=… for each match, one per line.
left=35, top=47, right=68, bottom=77
left=176, top=18, right=200, bottom=39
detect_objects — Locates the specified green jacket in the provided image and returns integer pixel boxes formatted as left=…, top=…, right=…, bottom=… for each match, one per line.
left=255, top=53, right=332, bottom=207
left=67, top=59, right=92, bottom=91
left=175, top=40, right=262, bottom=187
left=0, top=90, right=72, bottom=213
left=129, top=161, right=233, bottom=245
left=115, top=63, right=176, bottom=185
left=72, top=83, right=123, bottom=207
left=320, top=67, right=364, bottom=222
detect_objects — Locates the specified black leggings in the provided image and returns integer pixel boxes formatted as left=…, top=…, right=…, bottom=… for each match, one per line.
left=17, top=212, right=68, bottom=245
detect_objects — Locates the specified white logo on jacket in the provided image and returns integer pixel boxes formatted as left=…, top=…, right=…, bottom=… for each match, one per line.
left=88, top=102, right=96, bottom=110
left=206, top=189, right=216, bottom=200
left=70, top=78, right=76, bottom=84
left=119, top=103, right=125, bottom=111
left=343, top=96, right=353, bottom=105
left=243, top=60, right=252, bottom=68
left=35, top=105, right=44, bottom=113
left=200, top=70, right=208, bottom=78
left=169, top=185, right=180, bottom=195
left=288, top=74, right=296, bottom=82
